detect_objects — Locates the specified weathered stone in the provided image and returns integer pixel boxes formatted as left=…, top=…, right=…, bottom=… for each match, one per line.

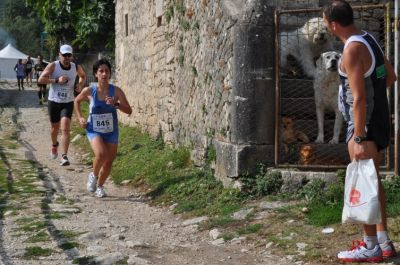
left=182, top=216, right=209, bottom=226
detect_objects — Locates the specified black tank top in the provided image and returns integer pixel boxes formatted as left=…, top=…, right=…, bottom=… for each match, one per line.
left=338, top=32, right=390, bottom=149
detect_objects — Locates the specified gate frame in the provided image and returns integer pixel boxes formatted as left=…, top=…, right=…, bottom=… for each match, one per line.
left=274, top=4, right=397, bottom=172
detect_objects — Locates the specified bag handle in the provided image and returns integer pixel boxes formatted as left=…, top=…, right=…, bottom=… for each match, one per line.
left=350, top=160, right=359, bottom=189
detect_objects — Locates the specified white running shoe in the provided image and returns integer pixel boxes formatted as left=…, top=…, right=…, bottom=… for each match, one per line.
left=95, top=186, right=106, bottom=198
left=59, top=154, right=70, bottom=166
left=86, top=172, right=97, bottom=193
left=337, top=241, right=383, bottom=263
left=380, top=240, right=397, bottom=258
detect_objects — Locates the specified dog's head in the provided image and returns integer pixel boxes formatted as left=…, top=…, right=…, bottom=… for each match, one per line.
left=282, top=116, right=294, bottom=130
left=317, top=51, right=341, bottom=72
left=301, top=17, right=332, bottom=45
left=299, top=144, right=314, bottom=164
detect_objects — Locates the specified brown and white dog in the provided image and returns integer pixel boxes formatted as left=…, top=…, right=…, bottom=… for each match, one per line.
left=313, top=51, right=343, bottom=144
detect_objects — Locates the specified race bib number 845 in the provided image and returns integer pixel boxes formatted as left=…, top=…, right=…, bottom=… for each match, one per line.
left=92, top=113, right=113, bottom=133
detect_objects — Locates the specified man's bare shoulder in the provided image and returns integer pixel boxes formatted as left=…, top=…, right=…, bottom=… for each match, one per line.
left=345, top=41, right=370, bottom=57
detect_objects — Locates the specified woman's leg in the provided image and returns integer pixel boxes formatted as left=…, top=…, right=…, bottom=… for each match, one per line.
left=98, top=143, right=118, bottom=187
left=89, top=136, right=107, bottom=178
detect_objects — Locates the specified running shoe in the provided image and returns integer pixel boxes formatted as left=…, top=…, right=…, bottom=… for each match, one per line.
left=87, top=172, right=97, bottom=193
left=60, top=154, right=70, bottom=166
left=337, top=240, right=383, bottom=263
left=51, top=142, right=59, bottom=159
left=380, top=240, right=397, bottom=258
left=95, top=186, right=106, bottom=198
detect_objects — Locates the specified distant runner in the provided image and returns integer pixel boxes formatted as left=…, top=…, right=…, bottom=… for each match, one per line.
left=25, top=55, right=34, bottom=87
left=35, top=55, right=48, bottom=105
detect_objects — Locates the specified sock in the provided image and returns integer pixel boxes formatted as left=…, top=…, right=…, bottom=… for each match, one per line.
left=62, top=154, right=67, bottom=158
left=364, top=235, right=379, bottom=249
left=377, top=231, right=389, bottom=244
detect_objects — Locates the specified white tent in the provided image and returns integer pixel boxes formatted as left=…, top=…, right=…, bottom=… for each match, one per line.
left=0, top=43, right=36, bottom=79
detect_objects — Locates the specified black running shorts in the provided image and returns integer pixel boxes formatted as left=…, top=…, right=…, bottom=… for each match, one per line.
left=47, top=101, right=74, bottom=123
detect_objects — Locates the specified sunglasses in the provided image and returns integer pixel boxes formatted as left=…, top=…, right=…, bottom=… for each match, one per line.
left=61, top=53, right=72, bottom=58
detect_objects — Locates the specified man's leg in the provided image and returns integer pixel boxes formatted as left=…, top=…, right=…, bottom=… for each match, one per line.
left=338, top=138, right=383, bottom=263
left=60, top=117, right=71, bottom=156
left=50, top=122, right=60, bottom=146
left=348, top=138, right=380, bottom=243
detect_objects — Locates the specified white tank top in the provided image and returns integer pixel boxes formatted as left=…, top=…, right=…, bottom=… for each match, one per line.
left=48, top=61, right=77, bottom=103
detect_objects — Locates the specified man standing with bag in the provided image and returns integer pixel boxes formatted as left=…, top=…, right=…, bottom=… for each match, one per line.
left=323, top=0, right=397, bottom=262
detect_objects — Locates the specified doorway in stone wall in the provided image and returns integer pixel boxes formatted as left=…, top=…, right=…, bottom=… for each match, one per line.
left=274, top=4, right=396, bottom=172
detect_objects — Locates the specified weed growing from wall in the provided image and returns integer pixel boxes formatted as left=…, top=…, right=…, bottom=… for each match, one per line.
left=165, top=4, right=174, bottom=23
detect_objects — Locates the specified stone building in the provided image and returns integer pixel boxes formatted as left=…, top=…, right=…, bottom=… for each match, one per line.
left=115, top=0, right=393, bottom=185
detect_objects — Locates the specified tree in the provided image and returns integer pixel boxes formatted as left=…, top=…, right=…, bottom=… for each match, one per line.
left=26, top=0, right=115, bottom=54
left=0, top=0, right=43, bottom=57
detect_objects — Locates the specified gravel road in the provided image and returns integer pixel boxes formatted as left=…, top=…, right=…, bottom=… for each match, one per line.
left=0, top=82, right=294, bottom=265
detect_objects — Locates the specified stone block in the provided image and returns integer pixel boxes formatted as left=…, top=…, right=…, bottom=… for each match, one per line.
left=214, top=140, right=274, bottom=186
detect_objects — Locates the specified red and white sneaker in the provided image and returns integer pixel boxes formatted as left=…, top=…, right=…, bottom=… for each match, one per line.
left=337, top=240, right=383, bottom=263
left=380, top=240, right=397, bottom=258
left=51, top=142, right=59, bottom=159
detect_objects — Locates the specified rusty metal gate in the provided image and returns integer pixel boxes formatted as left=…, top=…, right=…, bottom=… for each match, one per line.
left=274, top=4, right=395, bottom=171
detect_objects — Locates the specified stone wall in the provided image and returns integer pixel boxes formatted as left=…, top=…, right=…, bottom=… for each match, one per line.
left=115, top=0, right=240, bottom=165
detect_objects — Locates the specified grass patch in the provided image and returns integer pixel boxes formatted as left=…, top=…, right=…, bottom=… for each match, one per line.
left=60, top=242, right=79, bottom=250
left=18, top=221, right=46, bottom=232
left=23, top=246, right=53, bottom=259
left=26, top=231, right=50, bottom=243
left=72, top=256, right=96, bottom=265
left=237, top=223, right=263, bottom=235
left=49, top=212, right=65, bottom=219
left=57, top=230, right=81, bottom=240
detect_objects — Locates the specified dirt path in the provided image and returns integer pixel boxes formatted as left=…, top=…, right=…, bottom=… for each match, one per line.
left=0, top=82, right=293, bottom=265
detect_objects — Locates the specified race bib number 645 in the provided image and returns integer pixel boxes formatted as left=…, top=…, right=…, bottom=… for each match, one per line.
left=92, top=113, right=113, bottom=133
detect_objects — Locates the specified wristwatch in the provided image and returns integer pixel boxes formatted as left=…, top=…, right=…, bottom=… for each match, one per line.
left=354, top=135, right=367, bottom=144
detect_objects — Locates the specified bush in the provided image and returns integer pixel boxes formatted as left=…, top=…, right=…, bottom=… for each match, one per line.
left=239, top=164, right=283, bottom=197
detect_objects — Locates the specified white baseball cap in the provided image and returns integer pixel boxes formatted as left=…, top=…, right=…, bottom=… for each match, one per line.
left=60, top=44, right=73, bottom=54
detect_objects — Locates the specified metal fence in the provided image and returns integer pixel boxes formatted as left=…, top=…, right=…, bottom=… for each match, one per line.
left=275, top=4, right=393, bottom=170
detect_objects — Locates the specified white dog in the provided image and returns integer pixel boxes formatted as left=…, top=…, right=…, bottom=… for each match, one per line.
left=313, top=51, right=343, bottom=144
left=280, top=17, right=334, bottom=78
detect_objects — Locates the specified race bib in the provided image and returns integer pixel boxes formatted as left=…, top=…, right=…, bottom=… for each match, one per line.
left=92, top=113, right=113, bottom=133
left=56, top=87, right=70, bottom=100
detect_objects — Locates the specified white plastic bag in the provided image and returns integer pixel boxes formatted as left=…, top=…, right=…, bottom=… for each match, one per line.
left=342, top=159, right=381, bottom=225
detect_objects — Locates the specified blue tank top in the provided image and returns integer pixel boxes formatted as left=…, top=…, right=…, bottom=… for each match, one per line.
left=338, top=31, right=390, bottom=149
left=87, top=84, right=118, bottom=135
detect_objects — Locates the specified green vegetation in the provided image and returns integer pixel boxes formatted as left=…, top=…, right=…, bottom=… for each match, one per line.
left=239, top=164, right=283, bottom=197
left=191, top=66, right=198, bottom=77
left=237, top=223, right=263, bottom=235
left=179, top=19, right=190, bottom=31
left=25, top=0, right=115, bottom=51
left=165, top=4, right=174, bottom=24
left=23, top=246, right=53, bottom=259
left=26, top=231, right=50, bottom=243
left=0, top=0, right=43, bottom=56
left=70, top=104, right=400, bottom=231
left=175, top=2, right=186, bottom=16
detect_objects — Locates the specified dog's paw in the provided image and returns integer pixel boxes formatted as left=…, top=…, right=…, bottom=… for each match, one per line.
left=314, top=135, right=324, bottom=143
left=328, top=138, right=339, bottom=144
